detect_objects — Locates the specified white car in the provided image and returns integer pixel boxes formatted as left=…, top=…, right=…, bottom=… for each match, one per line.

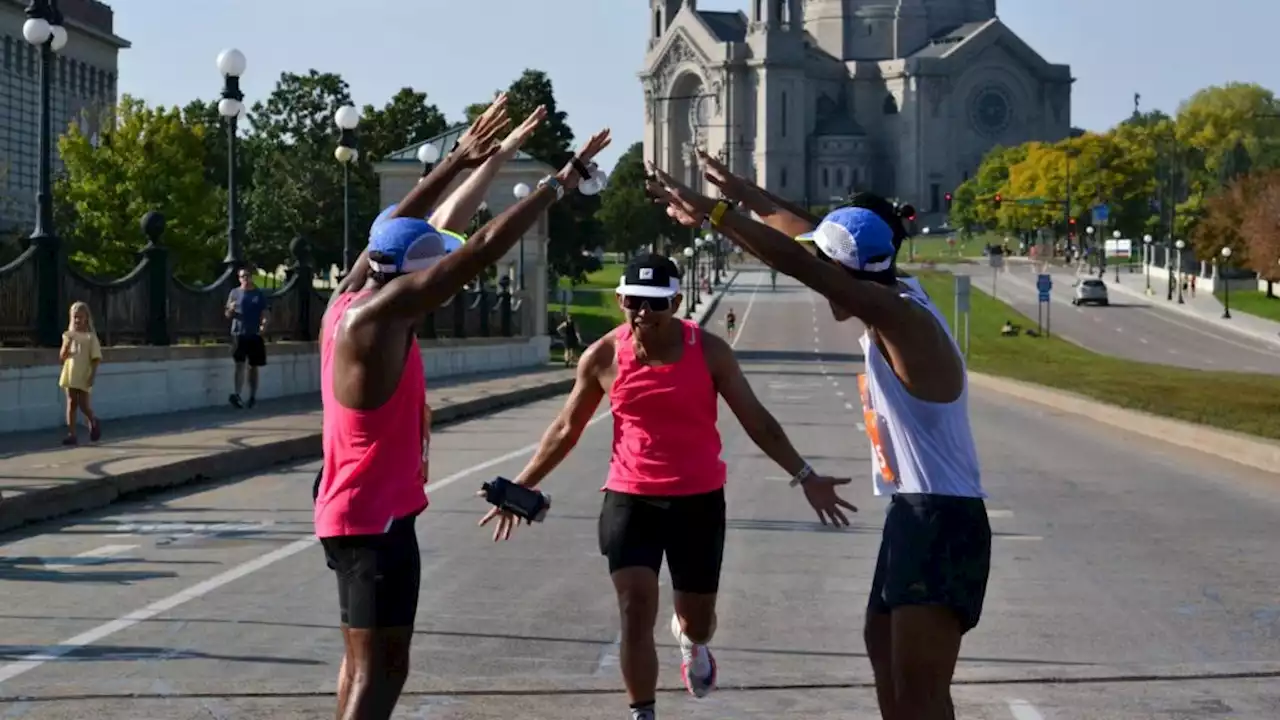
left=1071, top=278, right=1109, bottom=306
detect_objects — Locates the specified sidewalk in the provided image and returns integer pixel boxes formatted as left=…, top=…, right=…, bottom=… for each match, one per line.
left=1095, top=272, right=1280, bottom=349
left=0, top=272, right=741, bottom=534
left=0, top=367, right=576, bottom=534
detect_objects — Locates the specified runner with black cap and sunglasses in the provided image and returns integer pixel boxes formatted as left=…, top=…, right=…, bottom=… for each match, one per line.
left=646, top=152, right=990, bottom=720
left=479, top=252, right=855, bottom=720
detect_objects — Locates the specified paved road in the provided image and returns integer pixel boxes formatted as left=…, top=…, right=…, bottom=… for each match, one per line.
left=1, top=269, right=1279, bottom=719
left=951, top=262, right=1280, bottom=374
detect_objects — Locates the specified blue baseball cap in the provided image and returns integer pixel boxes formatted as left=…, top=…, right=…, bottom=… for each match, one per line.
left=366, top=205, right=465, bottom=274
left=796, top=206, right=897, bottom=273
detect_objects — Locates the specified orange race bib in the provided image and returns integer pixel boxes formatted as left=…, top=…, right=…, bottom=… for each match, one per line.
left=857, top=374, right=898, bottom=487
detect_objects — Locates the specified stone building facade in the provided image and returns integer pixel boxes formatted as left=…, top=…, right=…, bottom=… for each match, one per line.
left=640, top=0, right=1072, bottom=225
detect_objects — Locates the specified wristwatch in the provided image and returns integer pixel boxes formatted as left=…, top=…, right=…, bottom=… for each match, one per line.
left=789, top=463, right=816, bottom=487
left=537, top=175, right=564, bottom=201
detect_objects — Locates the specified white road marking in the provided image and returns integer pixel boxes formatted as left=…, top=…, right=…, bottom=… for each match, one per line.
left=986, top=509, right=1014, bottom=518
left=1008, top=699, right=1045, bottom=720
left=1139, top=337, right=1149, bottom=344
left=1114, top=327, right=1123, bottom=333
left=855, top=422, right=865, bottom=431
left=0, top=413, right=612, bottom=688
left=835, top=391, right=844, bottom=397
left=42, top=544, right=138, bottom=571
left=594, top=631, right=622, bottom=677
left=844, top=402, right=854, bottom=411
left=1168, top=348, right=1179, bottom=355
left=1001, top=535, right=1044, bottom=542
left=729, top=274, right=763, bottom=350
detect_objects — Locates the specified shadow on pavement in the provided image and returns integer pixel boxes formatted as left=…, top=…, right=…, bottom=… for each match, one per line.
left=0, top=615, right=1096, bottom=668
left=0, top=643, right=322, bottom=665
left=0, top=561, right=177, bottom=584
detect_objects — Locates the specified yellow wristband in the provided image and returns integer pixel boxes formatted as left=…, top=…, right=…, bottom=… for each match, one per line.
left=709, top=200, right=730, bottom=227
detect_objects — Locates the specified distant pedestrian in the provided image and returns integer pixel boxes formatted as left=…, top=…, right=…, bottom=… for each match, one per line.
left=558, top=313, right=581, bottom=366
left=225, top=266, right=270, bottom=409
left=1189, top=274, right=1197, bottom=298
left=58, top=301, right=102, bottom=445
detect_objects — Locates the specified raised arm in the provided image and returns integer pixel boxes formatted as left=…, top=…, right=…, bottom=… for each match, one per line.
left=646, top=164, right=910, bottom=331
left=429, top=107, right=547, bottom=234
left=367, top=128, right=613, bottom=322
left=392, top=94, right=510, bottom=222
left=701, top=331, right=855, bottom=526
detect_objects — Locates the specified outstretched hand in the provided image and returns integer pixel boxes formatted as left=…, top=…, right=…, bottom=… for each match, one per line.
left=801, top=475, right=858, bottom=527
left=499, top=105, right=548, bottom=156
left=476, top=493, right=526, bottom=542
left=453, top=93, right=512, bottom=168
left=557, top=128, right=614, bottom=189
left=697, top=150, right=773, bottom=213
left=644, top=162, right=717, bottom=227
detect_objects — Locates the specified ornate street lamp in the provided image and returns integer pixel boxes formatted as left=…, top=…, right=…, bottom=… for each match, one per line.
left=1142, top=234, right=1153, bottom=294
left=217, top=48, right=247, bottom=269
left=1220, top=246, right=1233, bottom=319
left=513, top=182, right=531, bottom=291
left=334, top=105, right=360, bottom=275
left=417, top=143, right=440, bottom=177
left=24, top=0, right=67, bottom=347
left=1174, top=239, right=1186, bottom=304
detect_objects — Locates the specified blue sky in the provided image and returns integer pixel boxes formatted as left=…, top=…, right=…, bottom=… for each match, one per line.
left=112, top=0, right=1277, bottom=172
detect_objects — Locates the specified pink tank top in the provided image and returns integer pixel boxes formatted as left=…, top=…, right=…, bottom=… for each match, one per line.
left=606, top=320, right=726, bottom=496
left=315, top=291, right=428, bottom=537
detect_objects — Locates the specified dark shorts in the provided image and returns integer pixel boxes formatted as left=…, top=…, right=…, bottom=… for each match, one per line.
left=868, top=493, right=992, bottom=633
left=598, top=488, right=726, bottom=594
left=320, top=515, right=422, bottom=629
left=232, top=334, right=267, bottom=367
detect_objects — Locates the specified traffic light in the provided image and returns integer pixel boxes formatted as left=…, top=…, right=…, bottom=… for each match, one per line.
left=944, top=192, right=953, bottom=211
left=993, top=193, right=1002, bottom=209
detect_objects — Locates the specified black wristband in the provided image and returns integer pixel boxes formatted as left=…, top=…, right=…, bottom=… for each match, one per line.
left=570, top=157, right=592, bottom=180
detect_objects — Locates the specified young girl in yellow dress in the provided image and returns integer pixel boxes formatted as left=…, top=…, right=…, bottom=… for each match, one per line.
left=58, top=301, right=103, bottom=445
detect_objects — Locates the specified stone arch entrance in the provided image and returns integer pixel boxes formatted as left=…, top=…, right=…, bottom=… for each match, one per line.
left=664, top=70, right=709, bottom=193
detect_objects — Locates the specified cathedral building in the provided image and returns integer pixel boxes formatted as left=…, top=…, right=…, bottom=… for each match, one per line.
left=639, top=0, right=1072, bottom=224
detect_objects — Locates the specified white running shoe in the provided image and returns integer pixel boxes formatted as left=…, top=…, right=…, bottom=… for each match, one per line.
left=670, top=612, right=717, bottom=698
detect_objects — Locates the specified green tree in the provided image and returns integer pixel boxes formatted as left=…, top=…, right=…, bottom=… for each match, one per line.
left=56, top=95, right=225, bottom=280
left=360, top=87, right=448, bottom=162
left=243, top=71, right=356, bottom=271
left=467, top=69, right=598, bottom=279
left=598, top=142, right=676, bottom=255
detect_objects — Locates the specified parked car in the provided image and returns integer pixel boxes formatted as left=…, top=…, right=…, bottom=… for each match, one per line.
left=1072, top=278, right=1109, bottom=306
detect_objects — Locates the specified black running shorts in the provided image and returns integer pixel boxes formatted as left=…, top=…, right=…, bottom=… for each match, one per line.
left=231, top=334, right=267, bottom=367
left=320, top=515, right=422, bottom=629
left=598, top=488, right=726, bottom=594
left=867, top=493, right=992, bottom=633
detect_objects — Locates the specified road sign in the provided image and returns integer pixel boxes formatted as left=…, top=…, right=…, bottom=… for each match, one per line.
left=1104, top=238, right=1132, bottom=258
left=954, top=274, right=971, bottom=312
left=988, top=253, right=1005, bottom=269
left=1036, top=273, right=1052, bottom=292
left=1091, top=204, right=1111, bottom=224
left=1038, top=290, right=1051, bottom=302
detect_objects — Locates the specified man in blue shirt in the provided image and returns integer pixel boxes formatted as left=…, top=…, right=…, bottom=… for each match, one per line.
left=225, top=266, right=270, bottom=408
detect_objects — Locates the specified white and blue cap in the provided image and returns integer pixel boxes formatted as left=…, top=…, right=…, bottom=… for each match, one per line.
left=796, top=206, right=898, bottom=273
left=367, top=204, right=465, bottom=274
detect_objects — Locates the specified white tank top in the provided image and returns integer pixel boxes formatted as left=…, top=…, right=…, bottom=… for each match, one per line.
left=856, top=278, right=985, bottom=499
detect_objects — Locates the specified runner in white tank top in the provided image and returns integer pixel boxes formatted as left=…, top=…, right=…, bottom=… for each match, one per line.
left=646, top=158, right=991, bottom=720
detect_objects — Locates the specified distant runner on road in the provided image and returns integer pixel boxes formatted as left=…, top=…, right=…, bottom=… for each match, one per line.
left=724, top=307, right=736, bottom=339
left=480, top=253, right=854, bottom=720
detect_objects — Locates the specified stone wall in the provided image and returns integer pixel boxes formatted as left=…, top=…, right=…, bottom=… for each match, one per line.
left=0, top=336, right=550, bottom=433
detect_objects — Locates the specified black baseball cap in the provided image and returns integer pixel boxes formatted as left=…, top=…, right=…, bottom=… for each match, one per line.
left=616, top=253, right=681, bottom=298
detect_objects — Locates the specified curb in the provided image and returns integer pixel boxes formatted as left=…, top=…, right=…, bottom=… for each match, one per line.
left=0, top=378, right=575, bottom=534
left=969, top=371, right=1280, bottom=476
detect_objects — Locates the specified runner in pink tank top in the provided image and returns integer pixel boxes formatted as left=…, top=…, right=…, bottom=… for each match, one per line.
left=484, top=254, right=853, bottom=720
left=310, top=98, right=614, bottom=720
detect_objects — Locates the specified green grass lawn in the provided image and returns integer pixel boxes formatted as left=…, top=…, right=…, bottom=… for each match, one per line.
left=556, top=262, right=625, bottom=291
left=1218, top=288, right=1280, bottom=323
left=913, top=271, right=1280, bottom=441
